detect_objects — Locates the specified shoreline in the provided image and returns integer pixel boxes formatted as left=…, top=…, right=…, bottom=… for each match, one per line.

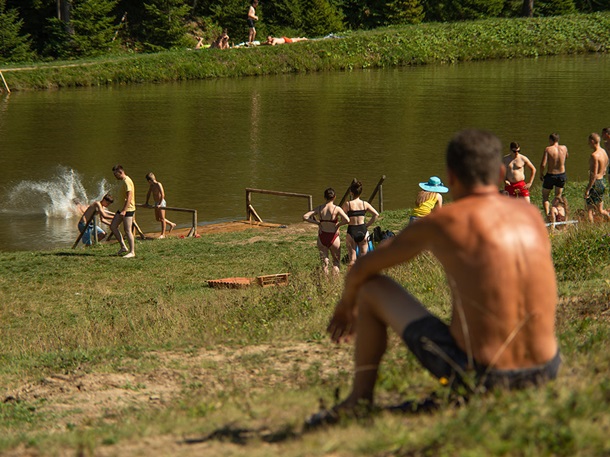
left=2, top=13, right=610, bottom=91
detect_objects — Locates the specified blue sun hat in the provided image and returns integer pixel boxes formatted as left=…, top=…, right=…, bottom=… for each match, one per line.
left=419, top=176, right=449, bottom=193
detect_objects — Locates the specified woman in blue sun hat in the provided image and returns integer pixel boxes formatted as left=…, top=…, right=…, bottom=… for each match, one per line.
left=409, top=176, right=449, bottom=224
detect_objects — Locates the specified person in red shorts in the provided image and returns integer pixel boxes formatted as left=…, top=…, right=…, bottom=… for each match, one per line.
left=502, top=141, right=536, bottom=202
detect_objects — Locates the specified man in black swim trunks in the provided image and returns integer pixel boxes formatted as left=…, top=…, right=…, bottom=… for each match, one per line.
left=539, top=133, right=568, bottom=217
left=247, top=0, right=258, bottom=45
left=321, top=130, right=560, bottom=419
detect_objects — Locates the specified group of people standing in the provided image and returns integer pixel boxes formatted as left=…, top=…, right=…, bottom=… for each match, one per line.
left=76, top=166, right=176, bottom=257
left=502, top=131, right=610, bottom=223
left=303, top=180, right=379, bottom=275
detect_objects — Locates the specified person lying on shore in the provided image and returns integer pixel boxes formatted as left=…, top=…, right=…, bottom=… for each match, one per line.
left=264, top=36, right=308, bottom=45
left=308, top=129, right=560, bottom=427
left=78, top=194, right=114, bottom=245
left=303, top=188, right=350, bottom=275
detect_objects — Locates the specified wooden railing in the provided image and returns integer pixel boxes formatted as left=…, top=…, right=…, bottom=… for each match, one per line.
left=246, top=188, right=313, bottom=223
left=136, top=204, right=198, bottom=237
left=339, top=175, right=386, bottom=211
left=72, top=203, right=197, bottom=248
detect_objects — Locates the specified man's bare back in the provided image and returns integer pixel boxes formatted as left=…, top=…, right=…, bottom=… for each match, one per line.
left=542, top=143, right=568, bottom=175
left=420, top=193, right=557, bottom=368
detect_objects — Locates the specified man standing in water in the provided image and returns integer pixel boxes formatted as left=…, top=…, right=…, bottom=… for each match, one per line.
left=585, top=133, right=610, bottom=222
left=502, top=141, right=536, bottom=202
left=110, top=165, right=136, bottom=258
left=308, top=130, right=560, bottom=426
left=145, top=172, right=176, bottom=239
left=539, top=133, right=568, bottom=217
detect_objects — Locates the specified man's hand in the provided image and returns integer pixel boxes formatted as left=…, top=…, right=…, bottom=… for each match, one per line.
left=327, top=299, right=357, bottom=343
left=120, top=210, right=126, bottom=217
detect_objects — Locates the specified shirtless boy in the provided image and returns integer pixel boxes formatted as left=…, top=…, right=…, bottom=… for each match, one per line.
left=309, top=129, right=560, bottom=425
left=110, top=165, right=136, bottom=258
left=145, top=172, right=176, bottom=238
left=247, top=0, right=258, bottom=45
left=502, top=141, right=536, bottom=202
left=539, top=133, right=568, bottom=216
left=78, top=194, right=114, bottom=245
left=585, top=133, right=610, bottom=222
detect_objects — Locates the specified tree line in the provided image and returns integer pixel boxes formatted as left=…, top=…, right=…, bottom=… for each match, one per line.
left=1, top=0, right=610, bottom=63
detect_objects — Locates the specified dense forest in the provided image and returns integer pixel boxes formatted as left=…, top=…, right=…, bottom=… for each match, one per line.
left=1, top=0, right=610, bottom=63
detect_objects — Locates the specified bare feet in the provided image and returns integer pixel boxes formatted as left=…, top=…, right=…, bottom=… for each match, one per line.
left=168, top=222, right=176, bottom=233
left=158, top=235, right=165, bottom=239
left=117, top=247, right=128, bottom=255
left=123, top=252, right=135, bottom=258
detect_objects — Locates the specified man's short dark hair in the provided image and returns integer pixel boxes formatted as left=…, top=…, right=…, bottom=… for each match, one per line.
left=549, top=133, right=559, bottom=143
left=446, top=129, right=502, bottom=188
left=112, top=164, right=124, bottom=173
left=102, top=194, right=114, bottom=203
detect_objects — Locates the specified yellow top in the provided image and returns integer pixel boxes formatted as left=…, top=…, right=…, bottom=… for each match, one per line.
left=412, top=195, right=437, bottom=217
left=123, top=176, right=136, bottom=212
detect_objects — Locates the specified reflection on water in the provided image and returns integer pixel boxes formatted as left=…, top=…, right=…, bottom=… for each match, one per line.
left=1, top=54, right=610, bottom=251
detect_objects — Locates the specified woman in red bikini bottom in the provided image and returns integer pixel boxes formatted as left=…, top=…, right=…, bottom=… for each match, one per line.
left=303, top=188, right=350, bottom=275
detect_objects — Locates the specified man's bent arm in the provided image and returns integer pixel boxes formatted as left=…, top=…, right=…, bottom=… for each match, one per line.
left=539, top=151, right=547, bottom=180
left=526, top=158, right=536, bottom=187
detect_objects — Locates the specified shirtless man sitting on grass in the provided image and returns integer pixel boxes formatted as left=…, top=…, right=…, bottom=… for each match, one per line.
left=308, top=129, right=560, bottom=425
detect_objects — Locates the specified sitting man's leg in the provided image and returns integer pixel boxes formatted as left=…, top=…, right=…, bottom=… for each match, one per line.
left=339, top=275, right=431, bottom=410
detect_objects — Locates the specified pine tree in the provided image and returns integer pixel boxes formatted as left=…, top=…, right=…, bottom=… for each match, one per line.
left=141, top=0, right=192, bottom=51
left=536, top=0, right=577, bottom=15
left=301, top=0, right=345, bottom=36
left=384, top=0, right=424, bottom=25
left=69, top=0, right=119, bottom=56
left=0, top=0, right=35, bottom=62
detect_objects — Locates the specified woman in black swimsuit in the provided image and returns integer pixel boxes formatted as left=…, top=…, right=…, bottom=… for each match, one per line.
left=342, top=180, right=379, bottom=268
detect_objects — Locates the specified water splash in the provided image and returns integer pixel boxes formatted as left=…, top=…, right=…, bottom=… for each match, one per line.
left=3, top=166, right=110, bottom=219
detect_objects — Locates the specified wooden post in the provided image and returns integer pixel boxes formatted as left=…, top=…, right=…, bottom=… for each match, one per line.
left=93, top=216, right=99, bottom=244
left=339, top=178, right=357, bottom=206
left=248, top=205, right=263, bottom=223
left=246, top=190, right=252, bottom=222
left=378, top=184, right=383, bottom=212
left=0, top=71, right=10, bottom=94
left=367, top=175, right=386, bottom=204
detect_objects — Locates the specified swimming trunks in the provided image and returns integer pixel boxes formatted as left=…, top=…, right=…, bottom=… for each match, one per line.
left=319, top=230, right=339, bottom=248
left=543, top=172, right=567, bottom=190
left=247, top=18, right=255, bottom=28
left=504, top=180, right=530, bottom=198
left=586, top=179, right=605, bottom=206
left=402, top=315, right=561, bottom=390
left=347, top=224, right=367, bottom=243
left=283, top=36, right=293, bottom=43
left=116, top=210, right=135, bottom=217
left=157, top=199, right=167, bottom=208
left=78, top=221, right=105, bottom=246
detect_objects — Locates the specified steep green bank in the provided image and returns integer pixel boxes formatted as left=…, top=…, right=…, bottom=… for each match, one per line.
left=2, top=12, right=610, bottom=91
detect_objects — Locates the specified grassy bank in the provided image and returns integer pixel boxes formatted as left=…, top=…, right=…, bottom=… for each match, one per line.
left=0, top=190, right=609, bottom=455
left=2, top=13, right=610, bottom=91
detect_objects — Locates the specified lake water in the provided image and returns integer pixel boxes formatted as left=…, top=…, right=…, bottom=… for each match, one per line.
left=1, top=54, right=609, bottom=251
